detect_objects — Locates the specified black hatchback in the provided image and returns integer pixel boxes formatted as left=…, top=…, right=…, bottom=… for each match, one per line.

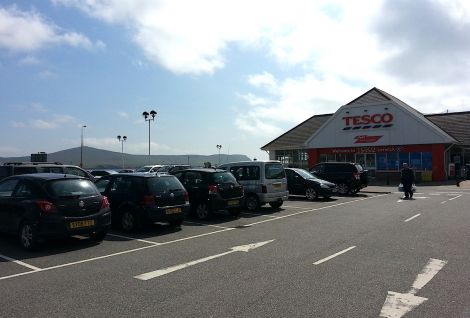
left=285, top=168, right=337, bottom=200
left=95, top=173, right=190, bottom=232
left=172, top=168, right=244, bottom=220
left=0, top=174, right=111, bottom=250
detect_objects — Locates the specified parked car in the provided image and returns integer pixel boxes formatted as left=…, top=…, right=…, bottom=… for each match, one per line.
left=158, top=165, right=191, bottom=174
left=94, top=173, right=189, bottom=231
left=285, top=168, right=337, bottom=200
left=90, top=169, right=118, bottom=179
left=309, top=162, right=368, bottom=195
left=0, top=173, right=111, bottom=250
left=218, top=161, right=288, bottom=211
left=118, top=169, right=135, bottom=173
left=0, top=162, right=95, bottom=181
left=135, top=165, right=163, bottom=173
left=172, top=168, right=244, bottom=220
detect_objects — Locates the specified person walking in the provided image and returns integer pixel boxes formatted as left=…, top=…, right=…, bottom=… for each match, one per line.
left=400, top=163, right=415, bottom=199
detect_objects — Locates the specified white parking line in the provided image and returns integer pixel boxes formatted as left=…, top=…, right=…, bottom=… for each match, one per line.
left=245, top=194, right=388, bottom=227
left=183, top=221, right=234, bottom=229
left=313, top=246, right=356, bottom=265
left=241, top=212, right=278, bottom=218
left=0, top=253, right=42, bottom=271
left=404, top=214, right=421, bottom=222
left=106, top=233, right=162, bottom=245
left=282, top=205, right=310, bottom=209
left=441, top=194, right=462, bottom=204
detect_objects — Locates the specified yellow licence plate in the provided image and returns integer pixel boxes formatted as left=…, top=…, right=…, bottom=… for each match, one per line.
left=228, top=200, right=239, bottom=206
left=166, top=207, right=182, bottom=215
left=69, top=219, right=95, bottom=229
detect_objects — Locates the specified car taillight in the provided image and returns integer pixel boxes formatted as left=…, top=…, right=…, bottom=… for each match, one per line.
left=184, top=191, right=189, bottom=204
left=208, top=184, right=219, bottom=195
left=100, top=196, right=110, bottom=209
left=353, top=172, right=360, bottom=180
left=36, top=200, right=57, bottom=214
left=142, top=195, right=155, bottom=206
left=261, top=184, right=267, bottom=193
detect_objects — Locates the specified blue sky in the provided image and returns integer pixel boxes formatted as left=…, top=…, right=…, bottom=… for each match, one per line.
left=1, top=0, right=470, bottom=161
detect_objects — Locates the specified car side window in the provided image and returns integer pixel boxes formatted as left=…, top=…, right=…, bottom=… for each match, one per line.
left=65, top=167, right=88, bottom=178
left=14, top=167, right=37, bottom=175
left=42, top=167, right=64, bottom=173
left=230, top=166, right=260, bottom=181
left=0, top=179, right=20, bottom=197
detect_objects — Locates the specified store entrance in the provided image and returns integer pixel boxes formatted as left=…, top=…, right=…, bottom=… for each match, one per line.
left=355, top=153, right=376, bottom=177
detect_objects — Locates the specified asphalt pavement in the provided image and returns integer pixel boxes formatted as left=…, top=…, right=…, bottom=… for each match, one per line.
left=1, top=185, right=469, bottom=317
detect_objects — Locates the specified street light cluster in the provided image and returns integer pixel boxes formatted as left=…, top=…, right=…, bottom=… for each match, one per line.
left=143, top=110, right=157, bottom=164
left=117, top=135, right=127, bottom=168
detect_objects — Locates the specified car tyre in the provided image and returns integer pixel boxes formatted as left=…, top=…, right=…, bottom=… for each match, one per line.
left=305, top=187, right=318, bottom=200
left=245, top=195, right=260, bottom=211
left=196, top=203, right=211, bottom=220
left=337, top=183, right=350, bottom=195
left=19, top=221, right=40, bottom=250
left=269, top=200, right=283, bottom=209
left=89, top=230, right=107, bottom=241
left=120, top=210, right=140, bottom=232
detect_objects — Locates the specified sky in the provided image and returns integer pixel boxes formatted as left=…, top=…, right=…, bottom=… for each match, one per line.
left=1, top=0, right=470, bottom=161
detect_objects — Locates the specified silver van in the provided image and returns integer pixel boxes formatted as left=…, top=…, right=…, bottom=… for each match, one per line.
left=218, top=161, right=288, bottom=211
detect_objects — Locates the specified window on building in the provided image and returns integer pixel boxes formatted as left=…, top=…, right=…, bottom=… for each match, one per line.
left=422, top=152, right=432, bottom=170
left=387, top=152, right=399, bottom=170
left=410, top=153, right=422, bottom=170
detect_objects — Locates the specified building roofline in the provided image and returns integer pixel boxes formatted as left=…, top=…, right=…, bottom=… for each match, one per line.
left=260, top=113, right=333, bottom=150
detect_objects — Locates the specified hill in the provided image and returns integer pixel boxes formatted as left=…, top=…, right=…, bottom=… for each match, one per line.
left=0, top=146, right=252, bottom=169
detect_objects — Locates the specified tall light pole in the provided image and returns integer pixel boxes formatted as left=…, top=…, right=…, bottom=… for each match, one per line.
left=142, top=110, right=157, bottom=163
left=117, top=135, right=127, bottom=169
left=80, top=125, right=86, bottom=168
left=216, top=144, right=222, bottom=166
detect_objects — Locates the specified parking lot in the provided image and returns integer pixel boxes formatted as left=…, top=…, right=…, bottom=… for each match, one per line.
left=1, top=185, right=470, bottom=317
left=0, top=192, right=385, bottom=280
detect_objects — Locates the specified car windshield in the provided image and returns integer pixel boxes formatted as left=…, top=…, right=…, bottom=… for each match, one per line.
left=45, top=179, right=99, bottom=198
left=212, top=172, right=237, bottom=184
left=147, top=176, right=184, bottom=193
left=295, top=169, right=318, bottom=180
left=265, top=163, right=285, bottom=179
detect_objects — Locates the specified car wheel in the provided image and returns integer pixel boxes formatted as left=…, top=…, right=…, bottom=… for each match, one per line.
left=19, top=221, right=40, bottom=250
left=196, top=203, right=211, bottom=220
left=337, top=183, right=350, bottom=195
left=168, top=219, right=183, bottom=227
left=89, top=230, right=107, bottom=241
left=269, top=200, right=283, bottom=209
left=228, top=208, right=241, bottom=217
left=349, top=188, right=359, bottom=194
left=305, top=187, right=318, bottom=200
left=245, top=195, right=260, bottom=211
left=121, top=210, right=139, bottom=232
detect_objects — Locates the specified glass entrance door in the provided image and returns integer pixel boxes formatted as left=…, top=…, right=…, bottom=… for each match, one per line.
left=355, top=153, right=376, bottom=177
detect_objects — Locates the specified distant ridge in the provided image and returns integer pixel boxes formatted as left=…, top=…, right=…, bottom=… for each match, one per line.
left=0, top=146, right=252, bottom=169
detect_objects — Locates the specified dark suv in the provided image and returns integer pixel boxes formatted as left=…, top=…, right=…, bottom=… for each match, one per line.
left=95, top=173, right=189, bottom=232
left=0, top=173, right=111, bottom=250
left=172, top=168, right=244, bottom=220
left=0, top=162, right=95, bottom=181
left=309, top=162, right=368, bottom=195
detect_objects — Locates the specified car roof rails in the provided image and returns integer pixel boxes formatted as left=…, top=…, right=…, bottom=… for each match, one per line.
left=2, top=161, right=63, bottom=166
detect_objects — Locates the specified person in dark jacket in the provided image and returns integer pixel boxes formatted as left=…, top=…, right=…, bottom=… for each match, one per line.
left=400, top=163, right=415, bottom=199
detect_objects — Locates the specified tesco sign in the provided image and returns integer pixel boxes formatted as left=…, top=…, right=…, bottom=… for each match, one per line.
left=342, top=113, right=394, bottom=126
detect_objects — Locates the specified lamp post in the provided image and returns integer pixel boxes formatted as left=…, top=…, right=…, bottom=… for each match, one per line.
left=216, top=144, right=222, bottom=166
left=117, top=135, right=127, bottom=169
left=142, top=110, right=157, bottom=164
left=80, top=125, right=86, bottom=167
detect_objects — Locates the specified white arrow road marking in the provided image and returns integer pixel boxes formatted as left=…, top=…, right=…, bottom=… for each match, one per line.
left=379, top=258, right=447, bottom=318
left=134, top=240, right=275, bottom=281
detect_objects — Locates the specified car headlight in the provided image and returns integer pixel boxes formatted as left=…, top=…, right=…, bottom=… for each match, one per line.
left=320, top=183, right=330, bottom=189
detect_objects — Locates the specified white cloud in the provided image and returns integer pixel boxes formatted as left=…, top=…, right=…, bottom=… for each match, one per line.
left=118, top=111, right=129, bottom=118
left=11, top=121, right=26, bottom=128
left=18, top=56, right=41, bottom=66
left=0, top=6, right=104, bottom=52
left=28, top=114, right=75, bottom=129
left=32, top=119, right=57, bottom=129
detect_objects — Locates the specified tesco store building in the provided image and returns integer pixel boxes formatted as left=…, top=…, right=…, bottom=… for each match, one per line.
left=261, top=88, right=470, bottom=182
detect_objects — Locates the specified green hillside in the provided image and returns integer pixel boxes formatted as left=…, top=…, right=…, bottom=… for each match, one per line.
left=0, top=146, right=252, bottom=169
